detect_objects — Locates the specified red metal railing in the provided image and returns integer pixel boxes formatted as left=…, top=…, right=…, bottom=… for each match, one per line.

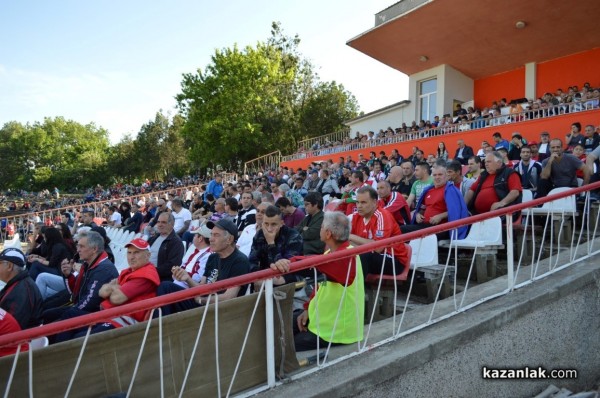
left=1, top=181, right=599, bottom=348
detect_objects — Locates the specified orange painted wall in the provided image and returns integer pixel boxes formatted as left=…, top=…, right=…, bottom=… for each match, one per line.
left=281, top=109, right=600, bottom=171
left=474, top=68, right=525, bottom=110
left=536, top=48, right=600, bottom=97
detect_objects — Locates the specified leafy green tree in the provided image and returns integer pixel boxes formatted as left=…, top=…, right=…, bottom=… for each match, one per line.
left=107, top=134, right=140, bottom=183
left=176, top=22, right=359, bottom=170
left=299, top=81, right=359, bottom=139
left=129, top=111, right=190, bottom=181
left=0, top=121, right=37, bottom=189
left=0, top=117, right=111, bottom=191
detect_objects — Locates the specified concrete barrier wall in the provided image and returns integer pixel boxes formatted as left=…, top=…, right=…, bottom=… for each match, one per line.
left=260, top=258, right=600, bottom=398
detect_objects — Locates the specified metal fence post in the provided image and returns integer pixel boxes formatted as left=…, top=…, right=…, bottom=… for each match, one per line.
left=265, top=279, right=276, bottom=387
left=506, top=213, right=514, bottom=291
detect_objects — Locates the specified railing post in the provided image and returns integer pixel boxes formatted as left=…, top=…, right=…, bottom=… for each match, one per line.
left=265, top=279, right=276, bottom=387
left=506, top=213, right=514, bottom=291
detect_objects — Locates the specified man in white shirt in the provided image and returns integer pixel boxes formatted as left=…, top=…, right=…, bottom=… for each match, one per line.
left=107, top=206, right=122, bottom=227
left=237, top=202, right=268, bottom=257
left=171, top=198, right=192, bottom=237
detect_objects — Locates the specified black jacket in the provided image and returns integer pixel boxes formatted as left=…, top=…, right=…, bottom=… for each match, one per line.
left=454, top=145, right=474, bottom=165
left=295, top=211, right=326, bottom=255
left=148, top=230, right=184, bottom=281
left=70, top=255, right=119, bottom=312
left=0, top=270, right=43, bottom=329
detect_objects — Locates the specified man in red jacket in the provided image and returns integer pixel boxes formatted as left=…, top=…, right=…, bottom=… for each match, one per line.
left=98, top=238, right=160, bottom=329
left=349, top=186, right=409, bottom=277
left=58, top=238, right=160, bottom=340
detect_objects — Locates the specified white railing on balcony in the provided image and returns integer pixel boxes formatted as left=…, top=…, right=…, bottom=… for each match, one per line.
left=282, top=99, right=600, bottom=162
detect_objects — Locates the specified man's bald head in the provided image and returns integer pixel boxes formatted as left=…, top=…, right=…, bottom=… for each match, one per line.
left=387, top=166, right=403, bottom=183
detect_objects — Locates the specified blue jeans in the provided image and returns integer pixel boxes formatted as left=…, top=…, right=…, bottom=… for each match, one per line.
left=29, top=261, right=62, bottom=281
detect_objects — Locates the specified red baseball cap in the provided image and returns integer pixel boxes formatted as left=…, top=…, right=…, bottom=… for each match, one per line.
left=125, top=238, right=150, bottom=251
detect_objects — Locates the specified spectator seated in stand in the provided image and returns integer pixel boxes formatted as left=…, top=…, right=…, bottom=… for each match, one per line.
left=43, top=230, right=119, bottom=341
left=0, top=248, right=43, bottom=329
left=295, top=192, right=326, bottom=256
left=249, top=205, right=303, bottom=287
left=400, top=163, right=469, bottom=240
left=446, top=160, right=474, bottom=199
left=406, top=162, right=433, bottom=210
left=55, top=238, right=160, bottom=341
left=171, top=198, right=192, bottom=237
left=466, top=151, right=523, bottom=214
left=377, top=180, right=410, bottom=226
left=349, top=186, right=409, bottom=277
left=155, top=224, right=213, bottom=315
left=537, top=138, right=589, bottom=198
left=337, top=170, right=367, bottom=215
left=275, top=196, right=305, bottom=229
left=235, top=192, right=257, bottom=234
left=513, top=146, right=542, bottom=195
left=122, top=202, right=143, bottom=233
left=0, top=309, right=26, bottom=357
left=194, top=219, right=251, bottom=306
left=147, top=212, right=185, bottom=282
left=27, top=227, right=74, bottom=281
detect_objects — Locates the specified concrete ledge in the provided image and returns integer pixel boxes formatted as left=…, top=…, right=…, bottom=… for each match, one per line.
left=257, top=257, right=600, bottom=398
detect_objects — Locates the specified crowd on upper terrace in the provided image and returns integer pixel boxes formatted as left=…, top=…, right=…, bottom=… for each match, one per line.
left=295, top=82, right=600, bottom=159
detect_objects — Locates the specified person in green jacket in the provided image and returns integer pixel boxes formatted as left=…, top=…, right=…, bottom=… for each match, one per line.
left=271, top=211, right=364, bottom=351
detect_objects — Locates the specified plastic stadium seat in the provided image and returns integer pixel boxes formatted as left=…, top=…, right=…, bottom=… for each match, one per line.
left=409, top=234, right=438, bottom=269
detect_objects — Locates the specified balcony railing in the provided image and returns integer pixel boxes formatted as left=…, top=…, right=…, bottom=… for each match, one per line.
left=281, top=99, right=600, bottom=162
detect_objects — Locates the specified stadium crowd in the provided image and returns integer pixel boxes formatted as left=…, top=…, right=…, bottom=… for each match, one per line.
left=295, top=83, right=600, bottom=159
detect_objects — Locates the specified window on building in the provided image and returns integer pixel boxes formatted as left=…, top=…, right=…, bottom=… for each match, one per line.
left=419, top=78, right=437, bottom=122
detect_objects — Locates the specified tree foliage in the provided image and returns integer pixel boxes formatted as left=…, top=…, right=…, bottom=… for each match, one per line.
left=107, top=111, right=189, bottom=183
left=0, top=117, right=111, bottom=191
left=300, top=81, right=359, bottom=138
left=176, top=22, right=359, bottom=169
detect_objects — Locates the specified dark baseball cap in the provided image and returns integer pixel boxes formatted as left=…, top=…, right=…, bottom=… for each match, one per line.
left=207, top=219, right=239, bottom=241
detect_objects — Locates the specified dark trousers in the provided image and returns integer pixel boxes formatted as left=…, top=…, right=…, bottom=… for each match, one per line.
left=42, top=290, right=71, bottom=312
left=43, top=305, right=87, bottom=325
left=293, top=309, right=339, bottom=352
left=536, top=178, right=554, bottom=199
left=181, top=231, right=194, bottom=246
left=155, top=281, right=200, bottom=316
left=358, top=251, right=405, bottom=278
left=55, top=321, right=115, bottom=343
left=52, top=307, right=92, bottom=343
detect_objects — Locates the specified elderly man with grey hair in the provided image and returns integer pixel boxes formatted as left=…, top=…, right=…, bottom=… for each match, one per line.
left=271, top=211, right=364, bottom=352
left=42, top=230, right=119, bottom=325
left=465, top=151, right=522, bottom=214
left=278, top=183, right=304, bottom=209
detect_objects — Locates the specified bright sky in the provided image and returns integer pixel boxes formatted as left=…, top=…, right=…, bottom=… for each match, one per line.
left=0, top=1, right=408, bottom=144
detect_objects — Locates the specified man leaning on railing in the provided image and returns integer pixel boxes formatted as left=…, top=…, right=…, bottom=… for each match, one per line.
left=271, top=212, right=364, bottom=351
